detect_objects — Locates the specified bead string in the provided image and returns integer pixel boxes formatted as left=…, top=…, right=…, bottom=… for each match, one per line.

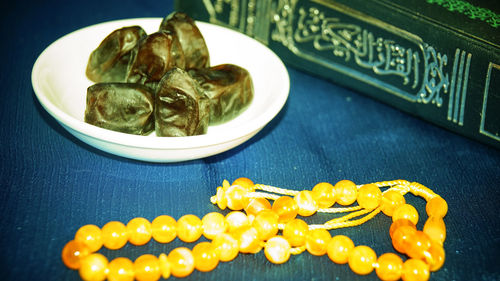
left=62, top=178, right=447, bottom=281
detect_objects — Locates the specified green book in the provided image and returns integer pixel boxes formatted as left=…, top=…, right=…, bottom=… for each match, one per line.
left=175, top=0, right=500, bottom=149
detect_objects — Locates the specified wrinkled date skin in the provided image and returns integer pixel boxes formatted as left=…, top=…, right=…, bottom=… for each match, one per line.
left=160, top=12, right=210, bottom=69
left=189, top=64, right=254, bottom=125
left=86, top=26, right=146, bottom=83
left=85, top=83, right=155, bottom=135
left=127, top=31, right=185, bottom=89
left=155, top=68, right=210, bottom=137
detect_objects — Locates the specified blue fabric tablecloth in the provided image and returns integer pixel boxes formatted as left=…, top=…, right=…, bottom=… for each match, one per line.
left=1, top=1, right=499, bottom=280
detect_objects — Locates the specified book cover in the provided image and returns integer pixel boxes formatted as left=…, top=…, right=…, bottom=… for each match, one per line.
left=175, top=0, right=500, bottom=149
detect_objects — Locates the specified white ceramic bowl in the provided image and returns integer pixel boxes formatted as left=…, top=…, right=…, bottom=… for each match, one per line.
left=32, top=18, right=289, bottom=162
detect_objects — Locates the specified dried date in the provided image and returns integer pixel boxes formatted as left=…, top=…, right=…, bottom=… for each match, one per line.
left=86, top=26, right=146, bottom=83
left=84, top=83, right=155, bottom=135
left=160, top=12, right=210, bottom=69
left=127, top=31, right=185, bottom=89
left=155, top=68, right=210, bottom=137
left=188, top=64, right=253, bottom=125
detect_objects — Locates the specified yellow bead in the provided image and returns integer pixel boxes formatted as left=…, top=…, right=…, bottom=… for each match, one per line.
left=402, top=258, right=430, bottom=281
left=392, top=225, right=416, bottom=254
left=305, top=228, right=331, bottom=256
left=233, top=226, right=261, bottom=253
left=247, top=214, right=255, bottom=225
left=423, top=241, right=445, bottom=271
left=264, top=236, right=291, bottom=264
left=126, top=217, right=152, bottom=246
left=423, top=216, right=446, bottom=245
left=252, top=210, right=279, bottom=240
left=215, top=187, right=227, bottom=210
left=134, top=254, right=161, bottom=281
left=202, top=212, right=227, bottom=240
left=212, top=233, right=239, bottom=262
left=357, top=184, right=382, bottom=210
left=283, top=219, right=309, bottom=247
left=151, top=215, right=177, bottom=244
left=348, top=245, right=377, bottom=275
left=222, top=179, right=231, bottom=189
left=61, top=240, right=90, bottom=270
left=426, top=196, right=448, bottom=218
left=232, top=177, right=255, bottom=192
left=389, top=219, right=416, bottom=240
left=392, top=204, right=419, bottom=225
left=375, top=253, right=403, bottom=281
left=75, top=224, right=103, bottom=253
left=244, top=198, right=272, bottom=216
left=294, top=190, right=318, bottom=216
left=326, top=235, right=355, bottom=264
left=312, top=182, right=336, bottom=208
left=168, top=247, right=195, bottom=278
left=334, top=180, right=358, bottom=206
left=107, top=257, right=134, bottom=281
left=405, top=231, right=432, bottom=259
left=225, top=185, right=249, bottom=210
left=102, top=221, right=128, bottom=250
left=158, top=253, right=171, bottom=279
left=177, top=214, right=203, bottom=243
left=192, top=241, right=219, bottom=272
left=380, top=190, right=406, bottom=216
left=272, top=196, right=299, bottom=223
left=79, top=253, right=108, bottom=281
left=225, top=211, right=249, bottom=232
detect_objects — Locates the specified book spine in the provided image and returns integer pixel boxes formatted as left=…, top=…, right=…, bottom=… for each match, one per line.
left=175, top=0, right=500, bottom=149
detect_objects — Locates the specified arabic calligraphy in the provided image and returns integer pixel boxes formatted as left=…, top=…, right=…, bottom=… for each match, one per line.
left=286, top=5, right=449, bottom=105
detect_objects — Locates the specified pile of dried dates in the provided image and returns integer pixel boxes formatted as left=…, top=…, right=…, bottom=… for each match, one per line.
left=84, top=12, right=254, bottom=137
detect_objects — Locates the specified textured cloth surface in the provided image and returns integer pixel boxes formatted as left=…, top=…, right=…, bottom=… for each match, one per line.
left=1, top=1, right=499, bottom=280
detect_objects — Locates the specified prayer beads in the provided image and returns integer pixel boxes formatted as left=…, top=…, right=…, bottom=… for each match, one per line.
left=61, top=240, right=89, bottom=270
left=334, top=180, right=358, bottom=205
left=357, top=183, right=382, bottom=210
left=176, top=214, right=202, bottom=243
left=126, top=217, right=151, bottom=246
left=381, top=190, right=406, bottom=216
left=326, top=235, right=354, bottom=264
left=252, top=210, right=279, bottom=240
left=134, top=254, right=161, bottom=281
left=63, top=178, right=446, bottom=281
left=376, top=253, right=403, bottom=281
left=305, top=228, right=331, bottom=256
left=393, top=204, right=420, bottom=225
left=201, top=212, right=226, bottom=239
left=272, top=196, right=298, bottom=223
left=74, top=224, right=102, bottom=252
left=348, top=245, right=377, bottom=275
left=192, top=242, right=219, bottom=272
left=107, top=257, right=133, bottom=281
left=283, top=219, right=309, bottom=247
left=79, top=253, right=108, bottom=281
left=264, top=236, right=291, bottom=264
left=168, top=247, right=195, bottom=278
left=311, top=182, right=336, bottom=208
left=101, top=221, right=128, bottom=250
left=423, top=217, right=446, bottom=245
left=151, top=215, right=176, bottom=244
left=294, top=190, right=319, bottom=216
